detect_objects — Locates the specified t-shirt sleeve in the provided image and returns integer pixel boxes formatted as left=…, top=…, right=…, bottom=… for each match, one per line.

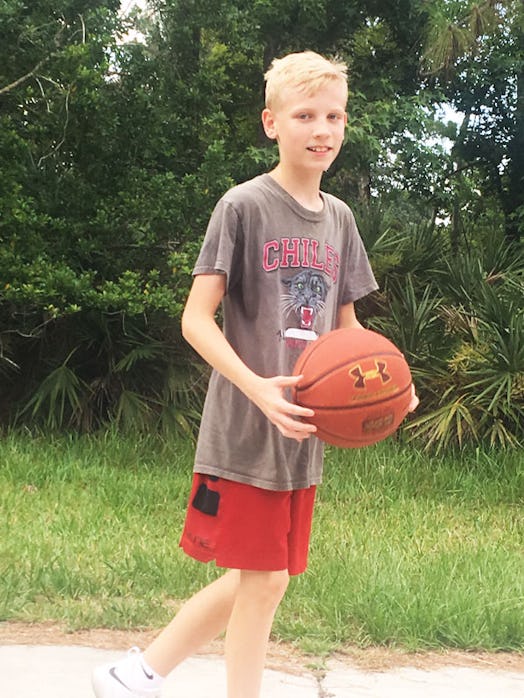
left=339, top=207, right=378, bottom=304
left=193, top=199, right=243, bottom=291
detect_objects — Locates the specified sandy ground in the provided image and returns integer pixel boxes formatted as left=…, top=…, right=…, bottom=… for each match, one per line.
left=1, top=621, right=523, bottom=676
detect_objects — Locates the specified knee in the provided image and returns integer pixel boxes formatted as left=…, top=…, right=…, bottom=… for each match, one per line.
left=239, top=569, right=289, bottom=609
left=264, top=570, right=290, bottom=602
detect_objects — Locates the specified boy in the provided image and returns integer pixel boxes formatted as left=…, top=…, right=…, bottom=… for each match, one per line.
left=92, top=50, right=414, bottom=698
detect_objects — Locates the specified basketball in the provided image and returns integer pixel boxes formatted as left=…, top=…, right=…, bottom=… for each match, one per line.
left=292, top=328, right=412, bottom=448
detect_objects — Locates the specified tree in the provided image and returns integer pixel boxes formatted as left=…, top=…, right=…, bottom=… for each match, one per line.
left=0, top=1, right=201, bottom=432
left=1, top=0, right=521, bottom=447
left=421, top=0, right=524, bottom=242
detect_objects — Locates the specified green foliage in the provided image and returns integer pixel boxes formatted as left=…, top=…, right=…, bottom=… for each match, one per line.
left=420, top=0, right=524, bottom=241
left=363, top=200, right=524, bottom=451
left=7, top=311, right=205, bottom=436
left=0, top=0, right=522, bottom=450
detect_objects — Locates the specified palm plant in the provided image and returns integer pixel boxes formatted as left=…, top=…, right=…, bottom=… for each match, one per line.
left=369, top=275, right=446, bottom=364
left=14, top=311, right=206, bottom=437
left=406, top=248, right=524, bottom=450
left=19, top=349, right=87, bottom=431
left=359, top=196, right=524, bottom=451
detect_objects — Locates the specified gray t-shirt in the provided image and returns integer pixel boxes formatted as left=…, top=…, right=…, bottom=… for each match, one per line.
left=192, top=174, right=378, bottom=491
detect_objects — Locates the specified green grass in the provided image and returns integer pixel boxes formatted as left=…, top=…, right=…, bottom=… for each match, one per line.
left=0, top=431, right=522, bottom=653
left=282, top=446, right=524, bottom=652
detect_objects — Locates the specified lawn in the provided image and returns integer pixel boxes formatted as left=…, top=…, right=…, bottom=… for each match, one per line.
left=1, top=431, right=522, bottom=654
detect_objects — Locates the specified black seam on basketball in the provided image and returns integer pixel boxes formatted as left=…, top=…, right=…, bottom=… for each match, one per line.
left=296, top=351, right=406, bottom=391
left=295, top=382, right=412, bottom=411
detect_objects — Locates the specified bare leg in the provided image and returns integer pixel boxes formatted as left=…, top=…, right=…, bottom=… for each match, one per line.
left=143, top=569, right=240, bottom=676
left=225, top=569, right=289, bottom=698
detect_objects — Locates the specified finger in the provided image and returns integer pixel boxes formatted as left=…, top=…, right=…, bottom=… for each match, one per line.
left=408, top=396, right=419, bottom=412
left=408, top=384, right=419, bottom=412
left=272, top=374, right=304, bottom=388
left=271, top=377, right=315, bottom=416
left=277, top=414, right=317, bottom=434
left=285, top=401, right=315, bottom=418
left=279, top=424, right=315, bottom=441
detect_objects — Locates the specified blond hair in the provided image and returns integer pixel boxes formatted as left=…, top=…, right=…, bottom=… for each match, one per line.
left=264, top=51, right=348, bottom=110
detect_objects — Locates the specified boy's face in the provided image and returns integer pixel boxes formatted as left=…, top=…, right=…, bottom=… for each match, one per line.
left=262, top=81, right=348, bottom=175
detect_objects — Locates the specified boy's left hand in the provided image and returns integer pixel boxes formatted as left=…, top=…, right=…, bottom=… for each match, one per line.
left=408, top=384, right=419, bottom=412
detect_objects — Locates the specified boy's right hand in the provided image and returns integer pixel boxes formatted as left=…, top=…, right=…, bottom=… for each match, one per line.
left=244, top=374, right=317, bottom=442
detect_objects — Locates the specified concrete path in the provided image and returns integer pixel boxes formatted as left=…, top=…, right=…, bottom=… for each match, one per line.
left=1, top=645, right=524, bottom=697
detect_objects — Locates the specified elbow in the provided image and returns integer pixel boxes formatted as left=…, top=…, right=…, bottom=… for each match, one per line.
left=181, top=308, right=192, bottom=344
left=181, top=307, right=203, bottom=351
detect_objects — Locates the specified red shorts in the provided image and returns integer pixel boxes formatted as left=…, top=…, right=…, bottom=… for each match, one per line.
left=179, top=474, right=316, bottom=575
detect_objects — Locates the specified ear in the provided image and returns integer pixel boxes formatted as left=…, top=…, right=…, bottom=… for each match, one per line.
left=262, top=108, right=278, bottom=140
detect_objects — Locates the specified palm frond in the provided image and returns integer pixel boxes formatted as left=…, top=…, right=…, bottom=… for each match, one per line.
left=113, top=389, right=152, bottom=432
left=20, top=350, right=87, bottom=430
left=406, top=397, right=478, bottom=452
left=114, top=340, right=166, bottom=373
left=422, top=13, right=473, bottom=76
left=370, top=274, right=444, bottom=363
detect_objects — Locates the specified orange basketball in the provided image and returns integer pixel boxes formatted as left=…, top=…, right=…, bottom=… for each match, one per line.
left=292, top=328, right=412, bottom=448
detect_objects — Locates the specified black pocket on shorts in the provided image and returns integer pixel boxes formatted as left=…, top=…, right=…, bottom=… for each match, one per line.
left=192, top=483, right=220, bottom=516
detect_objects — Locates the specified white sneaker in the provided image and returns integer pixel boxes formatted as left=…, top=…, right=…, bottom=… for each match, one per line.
left=92, top=648, right=161, bottom=698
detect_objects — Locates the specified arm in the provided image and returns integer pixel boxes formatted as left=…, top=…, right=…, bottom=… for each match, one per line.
left=181, top=273, right=316, bottom=441
left=336, top=301, right=364, bottom=330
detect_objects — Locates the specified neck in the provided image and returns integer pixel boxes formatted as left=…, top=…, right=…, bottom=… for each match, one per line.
left=269, top=165, right=324, bottom=212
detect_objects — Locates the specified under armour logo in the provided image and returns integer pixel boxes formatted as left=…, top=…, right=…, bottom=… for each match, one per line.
left=350, top=361, right=390, bottom=389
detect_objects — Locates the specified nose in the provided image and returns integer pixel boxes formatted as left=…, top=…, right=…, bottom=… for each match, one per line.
left=312, top=118, right=330, bottom=138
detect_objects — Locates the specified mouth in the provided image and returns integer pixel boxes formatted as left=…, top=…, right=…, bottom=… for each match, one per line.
left=301, top=306, right=314, bottom=328
left=307, top=146, right=331, bottom=153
